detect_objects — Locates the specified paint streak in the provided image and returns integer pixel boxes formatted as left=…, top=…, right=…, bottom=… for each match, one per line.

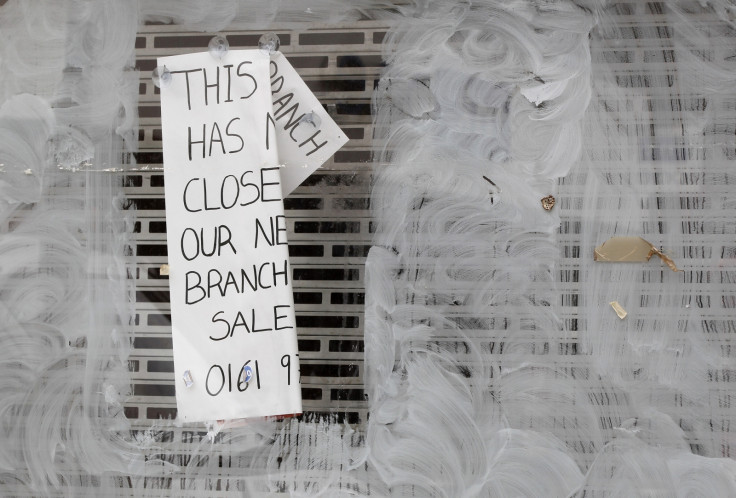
left=366, top=2, right=597, bottom=494
left=568, top=2, right=736, bottom=494
left=1, top=0, right=736, bottom=496
left=366, top=0, right=736, bottom=496
left=0, top=0, right=142, bottom=495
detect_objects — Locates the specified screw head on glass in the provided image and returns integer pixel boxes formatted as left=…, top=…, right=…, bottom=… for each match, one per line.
left=152, top=66, right=171, bottom=88
left=208, top=35, right=229, bottom=60
left=258, top=32, right=280, bottom=54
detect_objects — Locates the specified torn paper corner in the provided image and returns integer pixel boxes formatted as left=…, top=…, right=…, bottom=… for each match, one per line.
left=609, top=301, right=627, bottom=319
left=594, top=236, right=681, bottom=272
left=269, top=51, right=349, bottom=195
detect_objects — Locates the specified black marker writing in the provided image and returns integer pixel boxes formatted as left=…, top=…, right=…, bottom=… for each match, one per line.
left=254, top=215, right=288, bottom=248
left=206, top=361, right=260, bottom=396
left=187, top=117, right=245, bottom=161
left=172, top=62, right=257, bottom=111
left=182, top=168, right=279, bottom=212
left=184, top=259, right=289, bottom=305
left=180, top=225, right=236, bottom=261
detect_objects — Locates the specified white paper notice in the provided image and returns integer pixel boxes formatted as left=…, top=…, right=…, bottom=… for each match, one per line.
left=158, top=50, right=302, bottom=423
left=268, top=51, right=349, bottom=195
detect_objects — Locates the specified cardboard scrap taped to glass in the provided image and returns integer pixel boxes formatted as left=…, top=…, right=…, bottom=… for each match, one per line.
left=157, top=49, right=347, bottom=423
left=594, top=236, right=681, bottom=272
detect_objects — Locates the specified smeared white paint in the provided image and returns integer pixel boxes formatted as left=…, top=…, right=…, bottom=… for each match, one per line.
left=366, top=1, right=599, bottom=495
left=574, top=435, right=736, bottom=496
left=138, top=0, right=395, bottom=31
left=2, top=0, right=736, bottom=496
left=569, top=3, right=736, bottom=474
left=366, top=0, right=736, bottom=495
left=0, top=1, right=67, bottom=101
left=0, top=95, right=52, bottom=209
left=263, top=417, right=366, bottom=496
left=0, top=0, right=142, bottom=495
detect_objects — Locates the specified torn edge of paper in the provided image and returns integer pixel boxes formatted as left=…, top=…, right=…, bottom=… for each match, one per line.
left=594, top=236, right=681, bottom=272
left=609, top=301, right=627, bottom=319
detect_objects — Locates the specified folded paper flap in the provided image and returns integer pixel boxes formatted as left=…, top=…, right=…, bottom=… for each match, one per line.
left=594, top=236, right=681, bottom=272
left=270, top=52, right=348, bottom=195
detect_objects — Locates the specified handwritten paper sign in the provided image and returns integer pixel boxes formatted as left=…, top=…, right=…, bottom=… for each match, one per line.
left=268, top=52, right=348, bottom=195
left=158, top=50, right=302, bottom=422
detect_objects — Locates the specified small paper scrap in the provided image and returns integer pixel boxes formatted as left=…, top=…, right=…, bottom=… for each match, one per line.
left=594, top=237, right=681, bottom=272
left=159, top=264, right=169, bottom=276
left=609, top=301, right=627, bottom=319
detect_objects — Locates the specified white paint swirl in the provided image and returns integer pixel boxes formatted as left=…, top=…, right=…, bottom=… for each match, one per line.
left=1, top=0, right=736, bottom=496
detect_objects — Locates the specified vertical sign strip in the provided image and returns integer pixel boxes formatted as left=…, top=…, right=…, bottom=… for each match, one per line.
left=159, top=50, right=302, bottom=422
